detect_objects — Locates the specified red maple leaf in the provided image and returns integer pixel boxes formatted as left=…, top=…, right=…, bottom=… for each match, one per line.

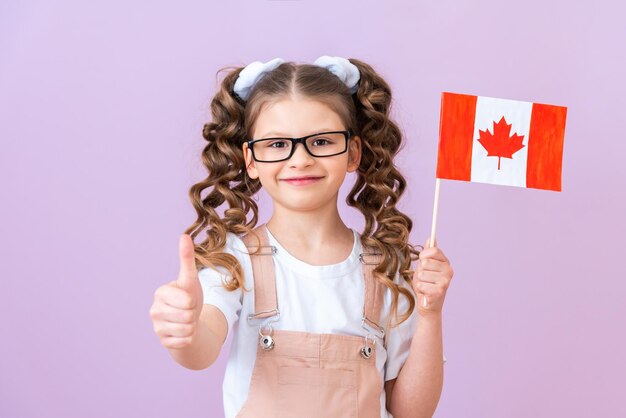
left=477, top=116, right=525, bottom=170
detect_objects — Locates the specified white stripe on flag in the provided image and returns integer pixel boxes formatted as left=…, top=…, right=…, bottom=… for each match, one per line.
left=471, top=96, right=533, bottom=188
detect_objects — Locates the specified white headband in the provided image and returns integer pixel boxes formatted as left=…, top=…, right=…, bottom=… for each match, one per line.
left=232, top=56, right=360, bottom=101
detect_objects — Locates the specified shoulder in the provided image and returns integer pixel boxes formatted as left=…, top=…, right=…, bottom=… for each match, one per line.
left=197, top=230, right=251, bottom=281
left=226, top=231, right=251, bottom=256
left=382, top=259, right=417, bottom=326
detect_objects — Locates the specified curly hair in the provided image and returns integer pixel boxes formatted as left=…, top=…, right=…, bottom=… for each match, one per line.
left=183, top=58, right=421, bottom=332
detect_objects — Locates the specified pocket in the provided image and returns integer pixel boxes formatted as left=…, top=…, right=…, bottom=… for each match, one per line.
left=277, top=365, right=357, bottom=418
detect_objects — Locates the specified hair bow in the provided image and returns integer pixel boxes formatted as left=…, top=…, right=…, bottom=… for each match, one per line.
left=233, top=56, right=360, bottom=101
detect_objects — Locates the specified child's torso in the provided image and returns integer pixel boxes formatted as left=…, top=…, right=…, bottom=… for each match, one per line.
left=222, top=224, right=393, bottom=418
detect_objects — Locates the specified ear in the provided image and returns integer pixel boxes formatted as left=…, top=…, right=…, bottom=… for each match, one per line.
left=347, top=135, right=361, bottom=172
left=242, top=142, right=259, bottom=179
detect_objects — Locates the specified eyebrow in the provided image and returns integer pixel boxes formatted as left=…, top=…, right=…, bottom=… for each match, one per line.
left=260, top=129, right=339, bottom=138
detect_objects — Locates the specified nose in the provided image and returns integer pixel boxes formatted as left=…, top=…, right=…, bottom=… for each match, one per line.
left=288, top=141, right=314, bottom=166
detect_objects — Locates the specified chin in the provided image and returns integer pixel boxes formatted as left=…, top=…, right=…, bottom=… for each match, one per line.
left=275, top=195, right=327, bottom=210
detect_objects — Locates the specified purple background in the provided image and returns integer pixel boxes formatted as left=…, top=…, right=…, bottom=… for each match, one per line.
left=1, top=0, right=624, bottom=417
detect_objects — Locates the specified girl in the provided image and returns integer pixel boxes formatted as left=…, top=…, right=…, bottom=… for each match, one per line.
left=150, top=56, right=454, bottom=418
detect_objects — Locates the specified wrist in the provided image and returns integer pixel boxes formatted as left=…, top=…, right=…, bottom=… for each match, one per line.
left=417, top=310, right=442, bottom=324
left=413, top=311, right=443, bottom=346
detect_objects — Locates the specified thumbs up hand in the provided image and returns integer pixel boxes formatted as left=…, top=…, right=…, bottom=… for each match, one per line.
left=150, top=234, right=204, bottom=349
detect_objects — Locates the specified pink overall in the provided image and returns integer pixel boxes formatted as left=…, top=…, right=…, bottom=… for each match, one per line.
left=236, top=223, right=389, bottom=418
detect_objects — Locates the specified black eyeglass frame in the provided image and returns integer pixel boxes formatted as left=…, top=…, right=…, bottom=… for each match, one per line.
left=246, top=130, right=352, bottom=163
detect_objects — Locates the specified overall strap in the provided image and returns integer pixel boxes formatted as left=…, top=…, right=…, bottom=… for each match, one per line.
left=359, top=246, right=387, bottom=345
left=241, top=224, right=279, bottom=321
left=241, top=224, right=388, bottom=343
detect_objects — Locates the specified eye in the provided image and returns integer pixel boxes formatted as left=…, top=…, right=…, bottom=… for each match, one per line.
left=266, top=140, right=289, bottom=148
left=311, top=137, right=335, bottom=146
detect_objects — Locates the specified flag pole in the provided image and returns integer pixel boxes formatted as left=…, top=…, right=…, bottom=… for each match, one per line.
left=423, top=177, right=441, bottom=308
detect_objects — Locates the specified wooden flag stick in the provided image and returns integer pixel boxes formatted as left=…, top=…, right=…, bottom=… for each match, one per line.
left=423, top=177, right=441, bottom=308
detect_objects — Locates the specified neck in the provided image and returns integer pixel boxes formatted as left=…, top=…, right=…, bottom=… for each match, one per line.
left=266, top=201, right=353, bottom=251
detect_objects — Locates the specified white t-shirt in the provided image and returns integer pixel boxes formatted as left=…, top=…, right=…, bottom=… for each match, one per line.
left=199, top=227, right=419, bottom=418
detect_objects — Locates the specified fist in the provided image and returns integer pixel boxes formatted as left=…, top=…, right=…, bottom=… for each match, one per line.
left=149, top=234, right=204, bottom=349
left=412, top=236, right=454, bottom=317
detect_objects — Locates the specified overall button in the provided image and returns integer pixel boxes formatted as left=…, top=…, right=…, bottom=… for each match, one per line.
left=260, top=334, right=275, bottom=350
left=360, top=345, right=372, bottom=359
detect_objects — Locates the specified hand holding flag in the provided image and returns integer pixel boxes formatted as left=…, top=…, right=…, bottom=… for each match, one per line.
left=412, top=236, right=454, bottom=317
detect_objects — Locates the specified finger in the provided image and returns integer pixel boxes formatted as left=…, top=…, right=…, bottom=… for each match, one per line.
left=424, top=236, right=438, bottom=249
left=418, top=258, right=448, bottom=272
left=415, top=280, right=446, bottom=298
left=154, top=304, right=195, bottom=324
left=159, top=321, right=195, bottom=338
left=413, top=270, right=441, bottom=284
left=177, top=234, right=199, bottom=290
left=419, top=246, right=448, bottom=263
left=162, top=336, right=194, bottom=349
left=156, top=285, right=195, bottom=310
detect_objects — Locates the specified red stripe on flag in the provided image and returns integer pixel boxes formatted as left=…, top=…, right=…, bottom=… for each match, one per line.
left=526, top=103, right=567, bottom=191
left=436, top=92, right=477, bottom=181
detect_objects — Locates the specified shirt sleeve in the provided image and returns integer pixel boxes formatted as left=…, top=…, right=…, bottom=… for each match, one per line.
left=197, top=233, right=244, bottom=343
left=383, top=273, right=419, bottom=381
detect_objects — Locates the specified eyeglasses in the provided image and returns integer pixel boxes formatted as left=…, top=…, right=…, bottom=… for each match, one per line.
left=247, top=130, right=352, bottom=163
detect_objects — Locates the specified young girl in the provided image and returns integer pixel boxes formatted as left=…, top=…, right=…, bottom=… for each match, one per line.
left=150, top=56, right=454, bottom=418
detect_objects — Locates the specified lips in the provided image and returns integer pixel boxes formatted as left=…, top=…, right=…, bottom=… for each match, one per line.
left=281, top=176, right=323, bottom=180
left=280, top=176, right=324, bottom=186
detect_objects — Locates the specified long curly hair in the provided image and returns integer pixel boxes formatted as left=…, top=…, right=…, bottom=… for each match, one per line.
left=183, top=58, right=421, bottom=332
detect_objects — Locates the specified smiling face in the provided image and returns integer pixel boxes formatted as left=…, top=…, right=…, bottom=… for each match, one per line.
left=242, top=96, right=361, bottom=213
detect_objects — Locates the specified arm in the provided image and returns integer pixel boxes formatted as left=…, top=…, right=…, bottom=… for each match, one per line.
left=167, top=304, right=228, bottom=370
left=387, top=313, right=444, bottom=418
left=387, top=235, right=452, bottom=417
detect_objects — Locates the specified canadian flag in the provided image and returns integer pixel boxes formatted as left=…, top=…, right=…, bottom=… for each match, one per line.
left=436, top=92, right=567, bottom=191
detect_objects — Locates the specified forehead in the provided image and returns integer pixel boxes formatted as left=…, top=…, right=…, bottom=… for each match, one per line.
left=253, top=97, right=344, bottom=138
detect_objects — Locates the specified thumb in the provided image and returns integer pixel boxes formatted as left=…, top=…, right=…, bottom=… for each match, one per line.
left=177, top=234, right=199, bottom=291
left=424, top=236, right=438, bottom=249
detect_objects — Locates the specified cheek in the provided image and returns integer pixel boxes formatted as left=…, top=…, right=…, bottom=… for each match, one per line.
left=256, top=165, right=281, bottom=183
left=329, top=160, right=350, bottom=178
